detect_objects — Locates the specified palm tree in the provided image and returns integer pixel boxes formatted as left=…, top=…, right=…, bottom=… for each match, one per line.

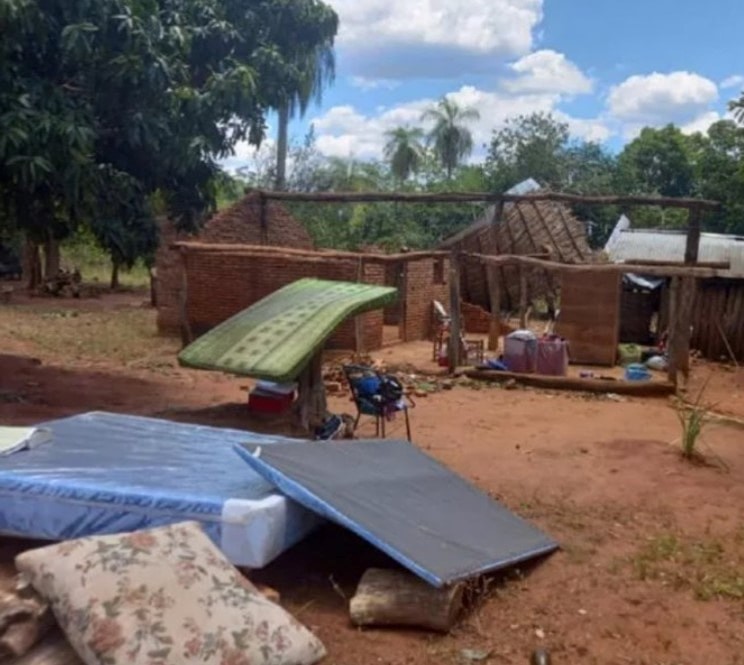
left=383, top=126, right=425, bottom=182
left=275, top=45, right=336, bottom=191
left=421, top=97, right=480, bottom=179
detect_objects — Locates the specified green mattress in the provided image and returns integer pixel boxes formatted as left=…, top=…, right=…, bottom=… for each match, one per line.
left=178, top=278, right=398, bottom=383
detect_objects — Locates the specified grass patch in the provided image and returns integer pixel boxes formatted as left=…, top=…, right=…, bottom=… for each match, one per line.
left=675, top=380, right=713, bottom=461
left=0, top=305, right=177, bottom=366
left=631, top=531, right=744, bottom=601
left=60, top=237, right=150, bottom=289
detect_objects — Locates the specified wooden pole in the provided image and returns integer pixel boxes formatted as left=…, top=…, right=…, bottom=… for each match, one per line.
left=666, top=277, right=680, bottom=385
left=447, top=252, right=462, bottom=371
left=178, top=250, right=193, bottom=346
left=486, top=265, right=501, bottom=351
left=519, top=267, right=528, bottom=329
left=259, top=192, right=269, bottom=245
left=296, top=351, right=327, bottom=432
left=685, top=208, right=702, bottom=264
left=354, top=257, right=365, bottom=354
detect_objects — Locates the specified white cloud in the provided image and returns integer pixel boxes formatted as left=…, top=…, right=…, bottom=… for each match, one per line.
left=607, top=71, right=718, bottom=126
left=310, top=84, right=610, bottom=161
left=681, top=111, right=721, bottom=135
left=349, top=76, right=401, bottom=91
left=504, top=50, right=593, bottom=95
left=721, top=75, right=744, bottom=90
left=332, top=0, right=543, bottom=55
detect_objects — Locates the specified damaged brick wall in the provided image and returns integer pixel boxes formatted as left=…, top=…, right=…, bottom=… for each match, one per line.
left=183, top=250, right=386, bottom=350
left=156, top=193, right=313, bottom=335
left=402, top=257, right=449, bottom=341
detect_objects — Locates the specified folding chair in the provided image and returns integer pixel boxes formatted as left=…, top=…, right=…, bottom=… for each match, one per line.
left=342, top=364, right=413, bottom=441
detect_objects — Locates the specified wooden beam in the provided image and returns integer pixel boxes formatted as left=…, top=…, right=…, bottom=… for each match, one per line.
left=465, top=370, right=676, bottom=397
left=178, top=249, right=193, bottom=346
left=465, top=253, right=721, bottom=278
left=529, top=200, right=568, bottom=262
left=258, top=189, right=720, bottom=210
left=173, top=241, right=450, bottom=264
left=355, top=257, right=365, bottom=353
left=666, top=277, right=680, bottom=385
left=259, top=192, right=268, bottom=245
left=621, top=258, right=729, bottom=269
left=296, top=351, right=326, bottom=432
left=448, top=252, right=462, bottom=371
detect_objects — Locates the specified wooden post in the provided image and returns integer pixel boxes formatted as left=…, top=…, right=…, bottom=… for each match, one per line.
left=447, top=252, right=462, bottom=371
left=486, top=265, right=501, bottom=351
left=519, top=267, right=528, bottom=329
left=354, top=257, right=365, bottom=354
left=296, top=351, right=327, bottom=432
left=685, top=207, right=702, bottom=264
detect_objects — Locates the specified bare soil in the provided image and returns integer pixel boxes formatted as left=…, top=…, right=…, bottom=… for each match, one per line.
left=2, top=292, right=744, bottom=665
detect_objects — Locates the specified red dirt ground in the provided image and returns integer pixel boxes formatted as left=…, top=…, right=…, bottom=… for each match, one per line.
left=2, top=292, right=744, bottom=665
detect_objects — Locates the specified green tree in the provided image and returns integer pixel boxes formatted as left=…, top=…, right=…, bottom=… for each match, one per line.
left=485, top=112, right=571, bottom=192
left=383, top=127, right=425, bottom=182
left=421, top=98, right=480, bottom=179
left=273, top=12, right=338, bottom=191
left=0, top=0, right=338, bottom=285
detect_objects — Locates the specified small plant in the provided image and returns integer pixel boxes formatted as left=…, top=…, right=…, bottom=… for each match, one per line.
left=676, top=380, right=712, bottom=460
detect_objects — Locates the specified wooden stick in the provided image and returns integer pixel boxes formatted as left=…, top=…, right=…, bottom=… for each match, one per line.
left=667, top=277, right=680, bottom=385
left=296, top=351, right=327, bottom=432
left=519, top=267, right=528, bottom=329
left=349, top=568, right=464, bottom=633
left=448, top=252, right=463, bottom=370
left=173, top=241, right=450, bottom=264
left=716, top=320, right=740, bottom=369
left=467, top=253, right=720, bottom=278
left=486, top=265, right=501, bottom=351
left=622, top=259, right=729, bottom=269
left=258, top=189, right=720, bottom=210
left=465, top=370, right=676, bottom=397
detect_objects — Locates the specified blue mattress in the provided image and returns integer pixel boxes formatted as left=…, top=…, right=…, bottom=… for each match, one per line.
left=0, top=412, right=320, bottom=567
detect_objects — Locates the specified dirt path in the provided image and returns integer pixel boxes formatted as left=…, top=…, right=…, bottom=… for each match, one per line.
left=1, top=296, right=744, bottom=664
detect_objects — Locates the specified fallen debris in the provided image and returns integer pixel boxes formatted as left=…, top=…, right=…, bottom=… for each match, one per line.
left=350, top=568, right=464, bottom=633
left=465, top=369, right=676, bottom=397
left=0, top=575, right=53, bottom=659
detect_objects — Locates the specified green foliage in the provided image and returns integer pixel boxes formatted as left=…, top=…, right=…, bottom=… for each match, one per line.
left=422, top=97, right=480, bottom=179
left=0, top=0, right=338, bottom=271
left=383, top=127, right=425, bottom=182
left=676, top=382, right=712, bottom=460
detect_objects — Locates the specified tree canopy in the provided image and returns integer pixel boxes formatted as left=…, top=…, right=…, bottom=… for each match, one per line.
left=0, top=0, right=338, bottom=280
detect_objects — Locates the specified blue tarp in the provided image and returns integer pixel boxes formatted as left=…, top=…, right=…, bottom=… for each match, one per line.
left=235, top=439, right=558, bottom=587
left=0, top=412, right=319, bottom=566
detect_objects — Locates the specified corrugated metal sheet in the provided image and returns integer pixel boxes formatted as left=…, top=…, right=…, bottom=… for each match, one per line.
left=605, top=227, right=744, bottom=279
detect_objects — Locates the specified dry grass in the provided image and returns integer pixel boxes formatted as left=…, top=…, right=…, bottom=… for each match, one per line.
left=630, top=530, right=744, bottom=601
left=0, top=305, right=178, bottom=367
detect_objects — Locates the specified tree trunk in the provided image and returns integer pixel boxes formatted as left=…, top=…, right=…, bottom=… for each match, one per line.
left=23, top=239, right=41, bottom=292
left=43, top=237, right=60, bottom=281
left=350, top=568, right=464, bottom=633
left=110, top=261, right=120, bottom=290
left=275, top=104, right=290, bottom=191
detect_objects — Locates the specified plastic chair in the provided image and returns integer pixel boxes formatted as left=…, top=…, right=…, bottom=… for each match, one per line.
left=342, top=364, right=413, bottom=441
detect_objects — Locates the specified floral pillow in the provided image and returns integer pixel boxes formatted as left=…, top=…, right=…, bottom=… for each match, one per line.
left=15, top=522, right=326, bottom=665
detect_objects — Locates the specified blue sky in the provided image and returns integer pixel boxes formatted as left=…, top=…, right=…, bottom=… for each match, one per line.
left=225, top=0, right=744, bottom=170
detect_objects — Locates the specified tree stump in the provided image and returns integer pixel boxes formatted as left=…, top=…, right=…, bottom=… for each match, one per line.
left=349, top=568, right=464, bottom=633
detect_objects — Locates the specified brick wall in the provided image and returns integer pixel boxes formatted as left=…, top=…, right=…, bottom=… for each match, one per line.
left=183, top=250, right=386, bottom=351
left=156, top=192, right=312, bottom=335
left=461, top=301, right=491, bottom=334
left=402, top=257, right=449, bottom=341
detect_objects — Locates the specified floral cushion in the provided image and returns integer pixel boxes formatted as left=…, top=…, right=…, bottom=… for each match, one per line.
left=15, top=522, right=326, bottom=665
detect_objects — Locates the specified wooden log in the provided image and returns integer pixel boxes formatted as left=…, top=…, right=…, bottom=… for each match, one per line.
left=464, top=370, right=676, bottom=397
left=622, top=258, right=729, bottom=269
left=447, top=253, right=463, bottom=370
left=467, top=253, right=721, bottom=279
left=685, top=208, right=702, bottom=264
left=486, top=265, right=501, bottom=351
left=349, top=568, right=464, bottom=633
left=518, top=267, right=528, bottom=329
left=666, top=277, right=680, bottom=385
left=259, top=189, right=720, bottom=210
